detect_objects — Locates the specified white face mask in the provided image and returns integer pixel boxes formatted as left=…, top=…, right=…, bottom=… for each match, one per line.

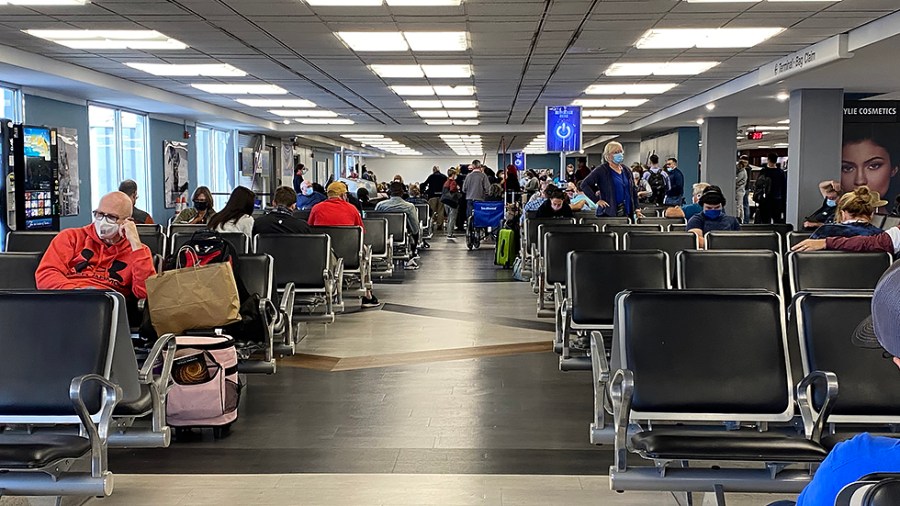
left=94, top=219, right=120, bottom=241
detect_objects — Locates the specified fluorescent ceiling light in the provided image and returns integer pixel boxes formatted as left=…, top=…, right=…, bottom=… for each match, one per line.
left=403, top=32, right=468, bottom=51
left=24, top=29, right=187, bottom=50
left=424, top=119, right=479, bottom=125
left=605, top=61, right=719, bottom=76
left=370, top=64, right=424, bottom=78
left=305, top=0, right=381, bottom=5
left=386, top=0, right=461, bottom=5
left=425, top=119, right=452, bottom=125
left=441, top=100, right=477, bottom=108
left=421, top=64, right=471, bottom=78
left=237, top=99, right=316, bottom=108
left=191, top=84, right=287, bottom=95
left=684, top=0, right=760, bottom=2
left=392, top=85, right=475, bottom=96
left=636, top=28, right=783, bottom=49
left=269, top=110, right=339, bottom=117
left=391, top=85, right=434, bottom=96
left=406, top=100, right=444, bottom=108
left=336, top=32, right=407, bottom=52
left=778, top=119, right=790, bottom=124
left=0, top=0, right=87, bottom=4
left=583, top=119, right=610, bottom=125
left=572, top=99, right=648, bottom=107
left=776, top=92, right=790, bottom=102
left=295, top=118, right=355, bottom=125
left=585, top=83, right=676, bottom=95
left=125, top=63, right=246, bottom=77
left=417, top=110, right=448, bottom=118
left=583, top=109, right=627, bottom=117
left=447, top=109, right=478, bottom=118
left=433, top=85, right=474, bottom=96
left=750, top=126, right=790, bottom=130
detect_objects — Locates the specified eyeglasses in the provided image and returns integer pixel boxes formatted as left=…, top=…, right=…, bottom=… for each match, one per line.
left=92, top=211, right=121, bottom=224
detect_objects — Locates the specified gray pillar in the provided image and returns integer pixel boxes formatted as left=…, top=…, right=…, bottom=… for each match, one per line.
left=786, top=89, right=843, bottom=227
left=700, top=117, right=738, bottom=214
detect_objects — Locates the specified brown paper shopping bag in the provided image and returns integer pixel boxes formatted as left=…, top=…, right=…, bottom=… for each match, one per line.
left=145, top=263, right=241, bottom=335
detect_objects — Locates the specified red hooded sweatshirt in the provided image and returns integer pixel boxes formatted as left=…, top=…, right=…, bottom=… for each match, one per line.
left=35, top=224, right=156, bottom=299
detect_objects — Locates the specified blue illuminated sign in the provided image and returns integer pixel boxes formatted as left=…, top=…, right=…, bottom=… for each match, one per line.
left=545, top=106, right=582, bottom=152
left=513, top=152, right=526, bottom=170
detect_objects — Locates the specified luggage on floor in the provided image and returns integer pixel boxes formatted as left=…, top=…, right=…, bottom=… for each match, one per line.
left=166, top=335, right=240, bottom=437
left=495, top=228, right=515, bottom=268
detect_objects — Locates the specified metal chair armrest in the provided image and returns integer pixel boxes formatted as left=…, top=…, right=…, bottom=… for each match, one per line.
left=610, top=369, right=635, bottom=472
left=796, top=370, right=839, bottom=443
left=70, top=374, right=121, bottom=479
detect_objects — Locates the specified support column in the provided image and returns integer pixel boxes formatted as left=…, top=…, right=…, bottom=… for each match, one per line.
left=676, top=127, right=701, bottom=205
left=700, top=117, right=738, bottom=214
left=786, top=89, right=844, bottom=227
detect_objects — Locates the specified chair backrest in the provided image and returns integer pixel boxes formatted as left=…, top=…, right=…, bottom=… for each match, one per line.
left=872, top=214, right=887, bottom=230
left=5, top=231, right=57, bottom=253
left=739, top=223, right=794, bottom=235
left=311, top=226, right=363, bottom=271
left=525, top=217, right=576, bottom=255
left=167, top=224, right=208, bottom=237
left=579, top=216, right=630, bottom=227
left=255, top=234, right=331, bottom=290
left=603, top=224, right=664, bottom=237
left=638, top=216, right=685, bottom=227
left=624, top=231, right=698, bottom=256
left=170, top=231, right=249, bottom=256
left=415, top=204, right=431, bottom=225
left=639, top=206, right=666, bottom=217
left=544, top=232, right=616, bottom=285
left=237, top=254, right=274, bottom=299
left=863, top=478, right=900, bottom=505
left=568, top=250, right=669, bottom=326
left=0, top=291, right=116, bottom=420
left=616, top=290, right=792, bottom=420
left=135, top=224, right=163, bottom=234
left=536, top=223, right=598, bottom=257
left=882, top=216, right=900, bottom=230
left=705, top=231, right=782, bottom=254
left=677, top=250, right=782, bottom=298
left=137, top=228, right=166, bottom=257
left=366, top=212, right=407, bottom=244
left=0, top=252, right=42, bottom=289
left=293, top=210, right=311, bottom=222
left=362, top=218, right=389, bottom=256
left=787, top=231, right=812, bottom=248
left=796, top=291, right=900, bottom=422
left=789, top=251, right=891, bottom=297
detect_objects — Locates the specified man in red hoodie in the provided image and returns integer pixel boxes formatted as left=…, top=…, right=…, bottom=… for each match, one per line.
left=36, top=191, right=156, bottom=300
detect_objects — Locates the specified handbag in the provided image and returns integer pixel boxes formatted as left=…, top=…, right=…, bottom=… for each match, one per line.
left=145, top=262, right=242, bottom=336
left=441, top=186, right=460, bottom=208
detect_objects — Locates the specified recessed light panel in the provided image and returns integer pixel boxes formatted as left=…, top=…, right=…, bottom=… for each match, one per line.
left=386, top=0, right=461, bottom=5
left=24, top=29, right=187, bottom=50
left=305, top=0, right=381, bottom=5
left=296, top=119, right=355, bottom=125
left=269, top=110, right=339, bottom=117
left=336, top=32, right=408, bottom=51
left=0, top=0, right=87, bottom=5
left=416, top=110, right=449, bottom=118
left=391, top=85, right=435, bottom=96
left=191, top=84, right=288, bottom=95
left=447, top=109, right=478, bottom=118
left=583, top=109, right=628, bottom=117
left=421, top=64, right=471, bottom=78
left=605, top=61, right=719, bottom=76
left=585, top=83, right=677, bottom=95
left=433, top=85, right=474, bottom=96
left=237, top=99, right=316, bottom=108
left=370, top=64, right=425, bottom=78
left=404, top=32, right=468, bottom=51
left=406, top=100, right=444, bottom=108
left=126, top=63, right=246, bottom=77
left=392, top=85, right=475, bottom=96
left=636, top=28, right=783, bottom=49
left=572, top=99, right=648, bottom=108
left=583, top=119, right=611, bottom=125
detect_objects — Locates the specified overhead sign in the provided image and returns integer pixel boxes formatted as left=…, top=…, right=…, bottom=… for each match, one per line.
left=758, top=34, right=852, bottom=85
left=513, top=151, right=526, bottom=170
left=545, top=106, right=582, bottom=152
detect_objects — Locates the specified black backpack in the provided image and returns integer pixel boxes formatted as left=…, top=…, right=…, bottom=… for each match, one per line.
left=753, top=174, right=772, bottom=204
left=647, top=170, right=667, bottom=203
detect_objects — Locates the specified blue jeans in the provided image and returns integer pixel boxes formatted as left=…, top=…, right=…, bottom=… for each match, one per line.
left=743, top=192, right=751, bottom=224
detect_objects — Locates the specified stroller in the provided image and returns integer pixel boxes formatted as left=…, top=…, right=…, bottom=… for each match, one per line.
left=466, top=200, right=506, bottom=250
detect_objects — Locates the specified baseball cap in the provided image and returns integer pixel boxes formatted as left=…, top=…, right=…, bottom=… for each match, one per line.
left=852, top=261, right=900, bottom=357
left=326, top=182, right=347, bottom=198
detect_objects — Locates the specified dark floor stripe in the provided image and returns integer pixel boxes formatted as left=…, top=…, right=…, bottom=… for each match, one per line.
left=381, top=303, right=555, bottom=333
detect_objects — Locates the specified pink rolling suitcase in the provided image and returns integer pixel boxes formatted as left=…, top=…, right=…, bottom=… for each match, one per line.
left=166, top=335, right=240, bottom=439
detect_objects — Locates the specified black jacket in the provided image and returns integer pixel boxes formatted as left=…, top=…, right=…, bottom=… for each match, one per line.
left=422, top=173, right=449, bottom=198
left=253, top=208, right=311, bottom=235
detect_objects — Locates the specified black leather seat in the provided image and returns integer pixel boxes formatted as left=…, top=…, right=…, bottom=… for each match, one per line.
left=365, top=212, right=410, bottom=261
left=883, top=216, right=900, bottom=230
left=637, top=216, right=685, bottom=227
left=787, top=231, right=812, bottom=248
left=741, top=223, right=794, bottom=235
left=362, top=217, right=393, bottom=278
left=255, top=234, right=338, bottom=322
left=705, top=231, right=782, bottom=254
left=167, top=224, right=208, bottom=237
left=579, top=216, right=630, bottom=227
left=603, top=224, right=664, bottom=237
left=170, top=231, right=249, bottom=256
left=137, top=228, right=166, bottom=257
left=545, top=232, right=616, bottom=286
left=631, top=430, right=827, bottom=462
left=0, top=252, right=42, bottom=289
left=862, top=478, right=900, bottom=505
left=311, top=226, right=363, bottom=271
left=0, top=434, right=92, bottom=469
left=788, top=251, right=891, bottom=297
left=624, top=232, right=697, bottom=278
left=5, top=231, right=57, bottom=253
left=415, top=204, right=433, bottom=239
left=293, top=209, right=311, bottom=222
left=524, top=217, right=576, bottom=260
left=113, top=384, right=153, bottom=416
left=677, top=250, right=782, bottom=298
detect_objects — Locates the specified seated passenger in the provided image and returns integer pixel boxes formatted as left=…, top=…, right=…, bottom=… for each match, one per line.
left=536, top=190, right=574, bottom=219
left=208, top=186, right=255, bottom=237
left=174, top=186, right=216, bottom=224
left=253, top=186, right=311, bottom=235
left=485, top=183, right=505, bottom=202
left=803, top=180, right=842, bottom=230
left=357, top=188, right=377, bottom=210
left=118, top=179, right=154, bottom=224
left=375, top=181, right=422, bottom=270
left=565, top=182, right=598, bottom=213
left=788, top=262, right=900, bottom=505
left=686, top=185, right=740, bottom=248
left=296, top=181, right=327, bottom=211
left=407, top=184, right=429, bottom=205
left=665, top=182, right=709, bottom=221
left=809, top=186, right=885, bottom=239
left=520, top=183, right=556, bottom=223
left=36, top=191, right=156, bottom=299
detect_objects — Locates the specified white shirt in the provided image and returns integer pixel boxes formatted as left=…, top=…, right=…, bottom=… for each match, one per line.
left=216, top=214, right=254, bottom=237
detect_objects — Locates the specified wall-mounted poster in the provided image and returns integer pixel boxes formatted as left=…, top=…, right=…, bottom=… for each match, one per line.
left=56, top=127, right=79, bottom=217
left=843, top=101, right=900, bottom=213
left=164, top=140, right=189, bottom=209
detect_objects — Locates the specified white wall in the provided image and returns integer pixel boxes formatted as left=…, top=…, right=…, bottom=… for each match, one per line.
left=639, top=133, right=679, bottom=165
left=361, top=156, right=473, bottom=185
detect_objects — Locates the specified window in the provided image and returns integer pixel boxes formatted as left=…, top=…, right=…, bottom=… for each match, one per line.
left=196, top=126, right=237, bottom=211
left=0, top=86, right=22, bottom=122
left=88, top=105, right=150, bottom=211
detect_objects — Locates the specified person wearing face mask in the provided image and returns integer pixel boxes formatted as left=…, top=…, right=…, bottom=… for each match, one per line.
left=580, top=141, right=641, bottom=218
left=665, top=183, right=710, bottom=221
left=806, top=186, right=886, bottom=240
left=536, top=190, right=574, bottom=218
left=663, top=157, right=685, bottom=206
left=735, top=155, right=750, bottom=223
left=802, top=180, right=844, bottom=230
left=296, top=180, right=327, bottom=211
left=35, top=191, right=156, bottom=300
left=564, top=164, right=577, bottom=184
left=685, top=186, right=741, bottom=248
left=174, top=186, right=217, bottom=224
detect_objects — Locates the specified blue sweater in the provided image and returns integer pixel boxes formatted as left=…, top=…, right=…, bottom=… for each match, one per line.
left=810, top=221, right=883, bottom=239
left=579, top=163, right=639, bottom=218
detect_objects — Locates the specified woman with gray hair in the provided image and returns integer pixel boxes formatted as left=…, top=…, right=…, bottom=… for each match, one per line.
left=579, top=141, right=641, bottom=218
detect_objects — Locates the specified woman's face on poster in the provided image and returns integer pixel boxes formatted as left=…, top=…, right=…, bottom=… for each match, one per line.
left=841, top=139, right=898, bottom=198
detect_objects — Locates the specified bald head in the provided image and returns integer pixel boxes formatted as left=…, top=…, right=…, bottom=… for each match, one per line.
left=98, top=191, right=134, bottom=220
